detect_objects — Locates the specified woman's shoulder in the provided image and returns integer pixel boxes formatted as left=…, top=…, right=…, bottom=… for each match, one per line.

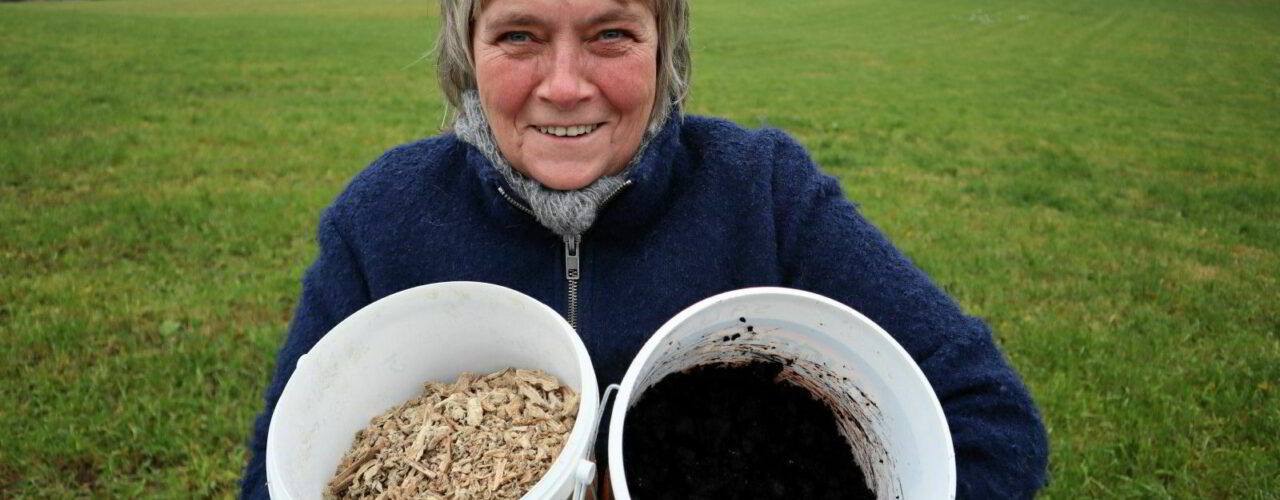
left=325, top=134, right=469, bottom=221
left=679, top=115, right=819, bottom=179
left=676, top=115, right=844, bottom=215
left=680, top=114, right=808, bottom=155
left=348, top=134, right=464, bottom=188
left=682, top=115, right=790, bottom=143
left=340, top=134, right=467, bottom=193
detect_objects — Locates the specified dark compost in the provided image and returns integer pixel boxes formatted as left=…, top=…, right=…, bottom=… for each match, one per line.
left=623, top=361, right=876, bottom=499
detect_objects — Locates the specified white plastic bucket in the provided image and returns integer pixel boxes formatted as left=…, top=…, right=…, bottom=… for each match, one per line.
left=607, top=287, right=956, bottom=499
left=265, top=281, right=601, bottom=500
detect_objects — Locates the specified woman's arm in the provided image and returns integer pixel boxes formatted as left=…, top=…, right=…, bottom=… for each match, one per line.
left=239, top=209, right=371, bottom=500
left=765, top=130, right=1050, bottom=498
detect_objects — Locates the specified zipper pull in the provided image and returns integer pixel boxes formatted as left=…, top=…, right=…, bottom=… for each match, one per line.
left=564, top=235, right=581, bottom=280
left=564, top=235, right=582, bottom=329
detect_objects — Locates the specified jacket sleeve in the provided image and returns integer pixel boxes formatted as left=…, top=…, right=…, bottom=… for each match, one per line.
left=765, top=131, right=1049, bottom=498
left=240, top=208, right=372, bottom=500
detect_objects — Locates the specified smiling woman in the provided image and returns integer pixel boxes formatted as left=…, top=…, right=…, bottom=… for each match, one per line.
left=239, top=0, right=1050, bottom=498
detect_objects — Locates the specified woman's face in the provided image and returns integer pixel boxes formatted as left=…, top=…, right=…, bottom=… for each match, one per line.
left=472, top=0, right=658, bottom=190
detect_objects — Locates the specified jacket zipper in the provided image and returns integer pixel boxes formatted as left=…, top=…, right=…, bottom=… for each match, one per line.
left=497, top=186, right=536, bottom=217
left=497, top=181, right=633, bottom=330
left=563, top=235, right=582, bottom=329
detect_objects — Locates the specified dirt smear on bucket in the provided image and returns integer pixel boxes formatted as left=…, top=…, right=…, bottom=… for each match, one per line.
left=623, top=361, right=876, bottom=499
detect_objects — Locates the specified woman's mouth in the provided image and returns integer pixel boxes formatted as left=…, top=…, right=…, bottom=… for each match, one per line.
left=535, top=123, right=602, bottom=138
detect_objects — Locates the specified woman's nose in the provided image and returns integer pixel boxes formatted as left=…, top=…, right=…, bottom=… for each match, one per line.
left=536, top=43, right=594, bottom=109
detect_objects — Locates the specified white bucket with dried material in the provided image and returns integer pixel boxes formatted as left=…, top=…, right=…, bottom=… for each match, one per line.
left=266, top=281, right=602, bottom=500
left=607, top=287, right=956, bottom=499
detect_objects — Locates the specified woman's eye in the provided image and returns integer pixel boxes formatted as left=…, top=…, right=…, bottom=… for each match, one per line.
left=501, top=32, right=533, bottom=43
left=598, top=29, right=627, bottom=41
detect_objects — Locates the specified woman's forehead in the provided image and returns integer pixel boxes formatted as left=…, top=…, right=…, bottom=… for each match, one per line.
left=476, top=0, right=655, bottom=20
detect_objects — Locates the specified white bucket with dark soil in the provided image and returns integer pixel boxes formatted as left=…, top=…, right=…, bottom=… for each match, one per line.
left=606, top=287, right=956, bottom=499
left=265, top=281, right=601, bottom=500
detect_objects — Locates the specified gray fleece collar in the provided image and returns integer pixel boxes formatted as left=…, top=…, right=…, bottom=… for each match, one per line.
left=454, top=90, right=660, bottom=238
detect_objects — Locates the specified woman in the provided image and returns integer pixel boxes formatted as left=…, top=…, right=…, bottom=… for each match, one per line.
left=241, top=0, right=1050, bottom=497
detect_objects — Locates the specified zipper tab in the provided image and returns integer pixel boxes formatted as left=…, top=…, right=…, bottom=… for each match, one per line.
left=564, top=235, right=581, bottom=329
left=564, top=235, right=581, bottom=280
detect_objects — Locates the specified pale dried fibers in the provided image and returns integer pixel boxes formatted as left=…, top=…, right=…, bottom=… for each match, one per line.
left=326, top=368, right=579, bottom=500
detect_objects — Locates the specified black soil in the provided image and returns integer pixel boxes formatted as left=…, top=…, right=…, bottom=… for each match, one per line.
left=623, top=361, right=876, bottom=500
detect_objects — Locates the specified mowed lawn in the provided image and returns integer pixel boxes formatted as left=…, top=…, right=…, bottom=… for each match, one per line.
left=1, top=0, right=1277, bottom=497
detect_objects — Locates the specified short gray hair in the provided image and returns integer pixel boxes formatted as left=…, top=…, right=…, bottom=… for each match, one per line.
left=435, top=0, right=691, bottom=132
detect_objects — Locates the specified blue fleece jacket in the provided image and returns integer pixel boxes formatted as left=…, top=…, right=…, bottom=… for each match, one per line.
left=241, top=115, right=1049, bottom=499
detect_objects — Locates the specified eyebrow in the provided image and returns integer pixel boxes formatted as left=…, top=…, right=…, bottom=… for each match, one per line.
left=480, top=7, right=647, bottom=32
left=583, top=9, right=647, bottom=27
left=481, top=12, right=545, bottom=30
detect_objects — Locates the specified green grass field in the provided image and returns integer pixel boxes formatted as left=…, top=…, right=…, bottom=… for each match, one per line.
left=2, top=0, right=1277, bottom=497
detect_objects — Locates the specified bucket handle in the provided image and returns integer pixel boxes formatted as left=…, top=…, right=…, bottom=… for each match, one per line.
left=573, top=383, right=620, bottom=500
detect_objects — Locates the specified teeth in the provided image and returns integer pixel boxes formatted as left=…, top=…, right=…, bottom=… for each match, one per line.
left=537, top=124, right=597, bottom=137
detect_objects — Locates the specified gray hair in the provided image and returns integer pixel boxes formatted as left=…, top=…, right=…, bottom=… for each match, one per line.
left=435, top=0, right=691, bottom=133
